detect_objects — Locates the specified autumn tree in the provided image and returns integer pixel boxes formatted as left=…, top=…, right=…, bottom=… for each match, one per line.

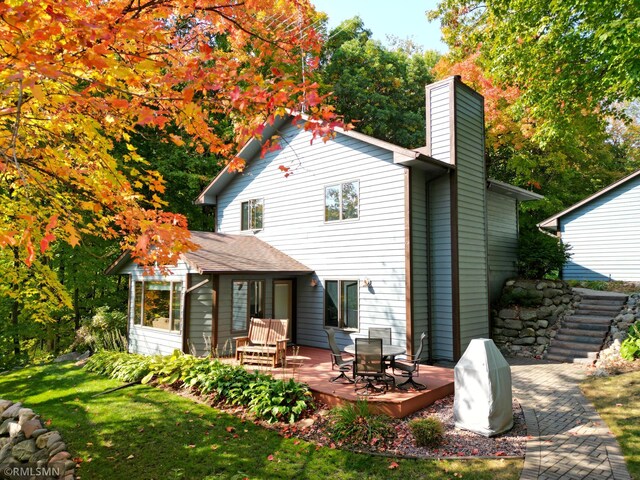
left=0, top=0, right=337, bottom=268
left=0, top=0, right=339, bottom=363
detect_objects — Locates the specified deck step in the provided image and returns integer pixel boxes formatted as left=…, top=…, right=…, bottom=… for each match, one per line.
left=575, top=305, right=624, bottom=315
left=579, top=298, right=626, bottom=306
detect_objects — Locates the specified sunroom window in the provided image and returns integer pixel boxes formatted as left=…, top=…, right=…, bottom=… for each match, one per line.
left=324, top=280, right=358, bottom=330
left=132, top=281, right=182, bottom=332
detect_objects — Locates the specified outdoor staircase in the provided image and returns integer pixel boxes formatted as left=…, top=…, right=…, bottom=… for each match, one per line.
left=546, top=290, right=627, bottom=364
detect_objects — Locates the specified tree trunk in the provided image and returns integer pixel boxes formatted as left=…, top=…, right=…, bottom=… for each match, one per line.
left=11, top=298, right=20, bottom=356
left=74, top=287, right=80, bottom=330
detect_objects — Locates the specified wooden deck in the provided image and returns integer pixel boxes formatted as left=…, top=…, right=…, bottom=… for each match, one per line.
left=235, top=346, right=454, bottom=418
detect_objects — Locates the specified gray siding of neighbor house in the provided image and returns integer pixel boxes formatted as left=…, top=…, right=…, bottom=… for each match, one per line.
left=120, top=261, right=189, bottom=356
left=429, top=175, right=454, bottom=360
left=454, top=82, right=489, bottom=353
left=487, top=191, right=518, bottom=303
left=561, top=175, right=640, bottom=281
left=216, top=123, right=408, bottom=350
left=411, top=168, right=429, bottom=355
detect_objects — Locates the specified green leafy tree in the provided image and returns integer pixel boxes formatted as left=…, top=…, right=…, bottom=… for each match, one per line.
left=320, top=17, right=441, bottom=148
left=430, top=0, right=640, bottom=148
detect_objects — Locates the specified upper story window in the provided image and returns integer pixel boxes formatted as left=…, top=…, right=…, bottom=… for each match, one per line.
left=325, top=181, right=359, bottom=222
left=132, top=280, right=182, bottom=332
left=241, top=198, right=263, bottom=230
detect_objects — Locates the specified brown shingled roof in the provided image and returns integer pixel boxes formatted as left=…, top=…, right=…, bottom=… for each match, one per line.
left=184, top=231, right=312, bottom=274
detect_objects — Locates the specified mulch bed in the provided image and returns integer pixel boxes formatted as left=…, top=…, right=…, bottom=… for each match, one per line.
left=162, top=383, right=528, bottom=459
left=277, top=395, right=527, bottom=459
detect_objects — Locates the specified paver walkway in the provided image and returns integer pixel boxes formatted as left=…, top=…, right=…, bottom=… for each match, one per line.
left=510, top=358, right=631, bottom=480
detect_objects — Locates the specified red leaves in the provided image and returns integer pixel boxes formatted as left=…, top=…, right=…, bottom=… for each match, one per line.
left=388, top=461, right=399, bottom=469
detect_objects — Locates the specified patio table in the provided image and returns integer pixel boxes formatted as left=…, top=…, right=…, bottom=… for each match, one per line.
left=343, top=344, right=406, bottom=358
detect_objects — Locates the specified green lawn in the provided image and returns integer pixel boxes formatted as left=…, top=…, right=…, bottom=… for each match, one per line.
left=582, top=370, right=640, bottom=479
left=0, top=362, right=521, bottom=480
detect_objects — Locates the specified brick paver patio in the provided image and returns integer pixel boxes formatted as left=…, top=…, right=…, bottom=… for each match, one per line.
left=510, top=358, right=631, bottom=480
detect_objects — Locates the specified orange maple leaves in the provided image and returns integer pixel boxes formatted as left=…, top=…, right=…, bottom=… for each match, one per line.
left=0, top=0, right=339, bottom=267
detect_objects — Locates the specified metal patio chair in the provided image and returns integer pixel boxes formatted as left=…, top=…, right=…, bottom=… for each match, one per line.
left=391, top=332, right=428, bottom=390
left=325, top=328, right=354, bottom=383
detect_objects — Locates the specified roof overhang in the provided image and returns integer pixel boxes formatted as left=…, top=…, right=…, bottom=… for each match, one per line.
left=538, top=169, right=640, bottom=232
left=195, top=114, right=453, bottom=206
left=105, top=232, right=313, bottom=276
left=487, top=179, right=544, bottom=201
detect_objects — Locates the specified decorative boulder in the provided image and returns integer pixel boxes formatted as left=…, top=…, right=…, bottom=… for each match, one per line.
left=453, top=338, right=513, bottom=436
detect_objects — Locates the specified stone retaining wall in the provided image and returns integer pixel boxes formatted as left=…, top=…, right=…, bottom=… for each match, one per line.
left=492, top=279, right=577, bottom=358
left=0, top=400, right=75, bottom=479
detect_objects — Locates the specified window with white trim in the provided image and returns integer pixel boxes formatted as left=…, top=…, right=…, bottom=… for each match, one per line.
left=132, top=281, right=182, bottom=332
left=324, top=280, right=358, bottom=330
left=241, top=198, right=264, bottom=230
left=325, top=181, right=359, bottom=222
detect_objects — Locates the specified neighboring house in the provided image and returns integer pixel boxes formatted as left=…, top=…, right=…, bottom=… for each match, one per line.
left=107, top=76, right=541, bottom=362
left=539, top=169, right=640, bottom=281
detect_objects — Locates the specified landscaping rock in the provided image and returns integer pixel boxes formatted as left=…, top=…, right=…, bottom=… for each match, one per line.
left=0, top=400, right=12, bottom=414
left=12, top=439, right=36, bottom=461
left=17, top=408, right=35, bottom=425
left=504, top=319, right=523, bottom=330
left=21, top=419, right=42, bottom=439
left=0, top=419, right=13, bottom=435
left=1, top=403, right=22, bottom=419
left=49, top=450, right=71, bottom=463
left=0, top=443, right=12, bottom=463
left=28, top=448, right=49, bottom=464
left=513, top=337, right=536, bottom=345
left=8, top=422, right=21, bottom=438
left=30, top=428, right=48, bottom=439
left=36, top=431, right=60, bottom=449
left=48, top=441, right=66, bottom=457
left=54, top=352, right=81, bottom=363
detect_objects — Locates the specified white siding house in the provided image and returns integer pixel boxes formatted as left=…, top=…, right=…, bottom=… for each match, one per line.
left=539, top=169, right=640, bottom=281
left=108, top=76, right=541, bottom=362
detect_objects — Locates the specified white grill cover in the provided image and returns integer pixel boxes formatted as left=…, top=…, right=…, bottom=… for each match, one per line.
left=453, top=339, right=513, bottom=436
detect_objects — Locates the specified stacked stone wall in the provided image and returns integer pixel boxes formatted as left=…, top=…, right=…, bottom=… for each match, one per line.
left=492, top=279, right=578, bottom=358
left=0, top=400, right=75, bottom=479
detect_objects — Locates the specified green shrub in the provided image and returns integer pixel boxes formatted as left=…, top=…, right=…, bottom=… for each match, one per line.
left=620, top=323, right=640, bottom=361
left=86, top=350, right=314, bottom=423
left=85, top=351, right=153, bottom=382
left=73, top=307, right=128, bottom=352
left=409, top=416, right=444, bottom=447
left=329, top=399, right=393, bottom=444
left=517, top=229, right=571, bottom=279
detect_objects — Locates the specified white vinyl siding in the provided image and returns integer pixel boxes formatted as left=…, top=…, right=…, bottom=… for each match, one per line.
left=216, top=123, right=408, bottom=349
left=429, top=175, right=453, bottom=360
left=455, top=83, right=489, bottom=353
left=487, top=191, right=518, bottom=302
left=561, top=175, right=640, bottom=281
left=122, top=261, right=190, bottom=356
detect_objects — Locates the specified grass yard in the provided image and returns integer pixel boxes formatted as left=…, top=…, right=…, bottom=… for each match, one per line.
left=582, top=370, right=640, bottom=479
left=0, top=362, right=521, bottom=480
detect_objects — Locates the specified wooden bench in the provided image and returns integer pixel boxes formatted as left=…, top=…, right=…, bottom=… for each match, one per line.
left=235, top=318, right=289, bottom=368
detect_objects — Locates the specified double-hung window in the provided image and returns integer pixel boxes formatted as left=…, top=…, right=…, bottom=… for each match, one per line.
left=325, top=181, right=359, bottom=222
left=232, top=280, right=265, bottom=332
left=132, top=280, right=182, bottom=332
left=241, top=198, right=264, bottom=230
left=324, top=280, right=359, bottom=330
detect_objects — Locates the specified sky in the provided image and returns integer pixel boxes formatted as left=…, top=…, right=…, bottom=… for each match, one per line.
left=311, top=0, right=448, bottom=53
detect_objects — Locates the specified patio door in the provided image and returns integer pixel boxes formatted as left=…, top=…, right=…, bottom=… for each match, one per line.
left=273, top=280, right=294, bottom=342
